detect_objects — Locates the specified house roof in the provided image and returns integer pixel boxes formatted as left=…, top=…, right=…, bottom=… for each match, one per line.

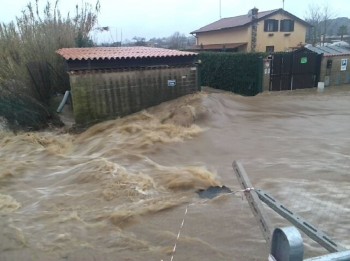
left=191, top=8, right=311, bottom=34
left=305, top=45, right=350, bottom=57
left=193, top=42, right=247, bottom=50
left=56, top=47, right=197, bottom=61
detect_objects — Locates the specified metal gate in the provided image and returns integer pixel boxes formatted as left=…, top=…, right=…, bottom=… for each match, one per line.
left=270, top=49, right=322, bottom=91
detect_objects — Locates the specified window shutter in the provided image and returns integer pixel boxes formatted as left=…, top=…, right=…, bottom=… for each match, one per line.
left=264, top=20, right=268, bottom=31
left=290, top=20, right=294, bottom=31
left=273, top=20, right=279, bottom=32
left=280, top=20, right=285, bottom=32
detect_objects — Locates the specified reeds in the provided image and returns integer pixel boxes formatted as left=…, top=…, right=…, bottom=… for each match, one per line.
left=0, top=0, right=100, bottom=131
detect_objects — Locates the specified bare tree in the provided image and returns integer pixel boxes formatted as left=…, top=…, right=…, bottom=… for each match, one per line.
left=305, top=4, right=322, bottom=45
left=305, top=4, right=334, bottom=46
left=338, top=25, right=348, bottom=41
left=132, top=36, right=146, bottom=46
left=321, top=4, right=335, bottom=45
left=168, top=32, right=187, bottom=50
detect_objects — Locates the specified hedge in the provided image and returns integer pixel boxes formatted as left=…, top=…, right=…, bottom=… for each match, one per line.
left=198, top=52, right=265, bottom=96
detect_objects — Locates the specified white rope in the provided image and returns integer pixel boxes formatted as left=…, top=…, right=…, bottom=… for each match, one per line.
left=166, top=187, right=255, bottom=261
left=169, top=203, right=190, bottom=261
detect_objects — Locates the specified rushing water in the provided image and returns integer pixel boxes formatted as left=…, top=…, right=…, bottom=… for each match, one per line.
left=1, top=87, right=350, bottom=261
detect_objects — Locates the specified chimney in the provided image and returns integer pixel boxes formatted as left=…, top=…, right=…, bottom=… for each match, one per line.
left=251, top=7, right=259, bottom=52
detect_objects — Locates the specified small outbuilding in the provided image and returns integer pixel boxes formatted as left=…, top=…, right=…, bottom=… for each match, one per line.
left=56, top=47, right=199, bottom=124
left=305, top=45, right=350, bottom=87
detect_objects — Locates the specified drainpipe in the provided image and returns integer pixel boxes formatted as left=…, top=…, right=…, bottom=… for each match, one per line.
left=251, top=7, right=259, bottom=52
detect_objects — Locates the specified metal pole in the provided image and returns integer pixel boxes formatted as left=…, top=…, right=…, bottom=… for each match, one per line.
left=56, top=91, right=70, bottom=113
left=255, top=189, right=347, bottom=253
left=232, top=161, right=272, bottom=247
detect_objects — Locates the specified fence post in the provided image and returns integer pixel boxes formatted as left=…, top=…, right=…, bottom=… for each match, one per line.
left=257, top=57, right=264, bottom=94
left=196, top=60, right=202, bottom=91
left=232, top=161, right=272, bottom=248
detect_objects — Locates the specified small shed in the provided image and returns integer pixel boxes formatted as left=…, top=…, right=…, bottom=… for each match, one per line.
left=305, top=45, right=350, bottom=87
left=56, top=47, right=199, bottom=124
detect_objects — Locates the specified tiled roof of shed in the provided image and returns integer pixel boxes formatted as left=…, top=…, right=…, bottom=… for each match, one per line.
left=305, top=45, right=350, bottom=57
left=56, top=47, right=197, bottom=61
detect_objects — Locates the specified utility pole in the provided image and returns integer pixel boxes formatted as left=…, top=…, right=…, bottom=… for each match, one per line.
left=219, top=0, right=222, bottom=18
left=282, top=0, right=285, bottom=9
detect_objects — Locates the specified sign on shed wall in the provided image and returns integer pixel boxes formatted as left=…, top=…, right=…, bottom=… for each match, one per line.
left=341, top=59, right=348, bottom=71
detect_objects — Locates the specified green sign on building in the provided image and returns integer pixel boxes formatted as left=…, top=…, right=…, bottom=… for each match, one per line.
left=301, top=57, right=308, bottom=64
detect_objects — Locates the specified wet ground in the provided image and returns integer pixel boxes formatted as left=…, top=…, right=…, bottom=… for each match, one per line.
left=1, top=86, right=349, bottom=260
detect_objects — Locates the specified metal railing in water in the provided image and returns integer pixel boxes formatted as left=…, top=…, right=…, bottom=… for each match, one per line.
left=233, top=161, right=350, bottom=261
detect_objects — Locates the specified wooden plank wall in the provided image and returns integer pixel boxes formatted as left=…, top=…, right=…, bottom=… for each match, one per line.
left=70, top=67, right=198, bottom=124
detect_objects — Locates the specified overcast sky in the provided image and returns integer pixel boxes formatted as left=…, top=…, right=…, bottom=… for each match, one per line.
left=2, top=0, right=349, bottom=43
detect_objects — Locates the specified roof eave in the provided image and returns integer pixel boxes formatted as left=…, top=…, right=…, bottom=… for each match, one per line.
left=62, top=54, right=198, bottom=62
left=191, top=24, right=249, bottom=35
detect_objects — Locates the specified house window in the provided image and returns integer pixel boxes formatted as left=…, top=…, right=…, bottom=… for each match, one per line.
left=280, top=19, right=295, bottom=32
left=266, top=46, right=274, bottom=53
left=264, top=19, right=278, bottom=32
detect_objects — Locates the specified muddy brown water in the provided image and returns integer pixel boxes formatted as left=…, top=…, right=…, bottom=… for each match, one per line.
left=1, top=87, right=349, bottom=261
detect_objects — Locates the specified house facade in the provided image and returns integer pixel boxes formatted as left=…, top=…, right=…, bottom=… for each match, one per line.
left=191, top=8, right=311, bottom=53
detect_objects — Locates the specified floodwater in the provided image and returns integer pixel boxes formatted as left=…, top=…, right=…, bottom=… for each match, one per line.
left=1, top=86, right=350, bottom=261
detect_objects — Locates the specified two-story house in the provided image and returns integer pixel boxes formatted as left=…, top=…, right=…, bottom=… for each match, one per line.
left=191, top=8, right=311, bottom=53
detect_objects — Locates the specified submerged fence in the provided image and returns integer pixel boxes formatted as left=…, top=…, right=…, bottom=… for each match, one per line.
left=0, top=90, right=56, bottom=131
left=0, top=62, right=68, bottom=131
left=198, top=52, right=264, bottom=96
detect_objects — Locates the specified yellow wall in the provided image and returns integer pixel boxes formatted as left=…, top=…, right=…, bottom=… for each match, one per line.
left=195, top=11, right=307, bottom=52
left=256, top=13, right=307, bottom=52
left=196, top=27, right=250, bottom=51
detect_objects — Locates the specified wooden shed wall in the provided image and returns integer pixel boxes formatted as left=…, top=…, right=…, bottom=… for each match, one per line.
left=320, top=56, right=350, bottom=86
left=70, top=66, right=198, bottom=124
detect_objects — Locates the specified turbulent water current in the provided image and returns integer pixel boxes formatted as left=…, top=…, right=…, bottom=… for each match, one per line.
left=1, top=87, right=350, bottom=261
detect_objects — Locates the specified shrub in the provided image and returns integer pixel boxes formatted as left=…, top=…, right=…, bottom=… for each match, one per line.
left=198, top=52, right=265, bottom=96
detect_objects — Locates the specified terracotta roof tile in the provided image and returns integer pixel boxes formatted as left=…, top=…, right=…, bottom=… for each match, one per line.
left=191, top=8, right=310, bottom=34
left=56, top=47, right=197, bottom=61
left=191, top=9, right=278, bottom=34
